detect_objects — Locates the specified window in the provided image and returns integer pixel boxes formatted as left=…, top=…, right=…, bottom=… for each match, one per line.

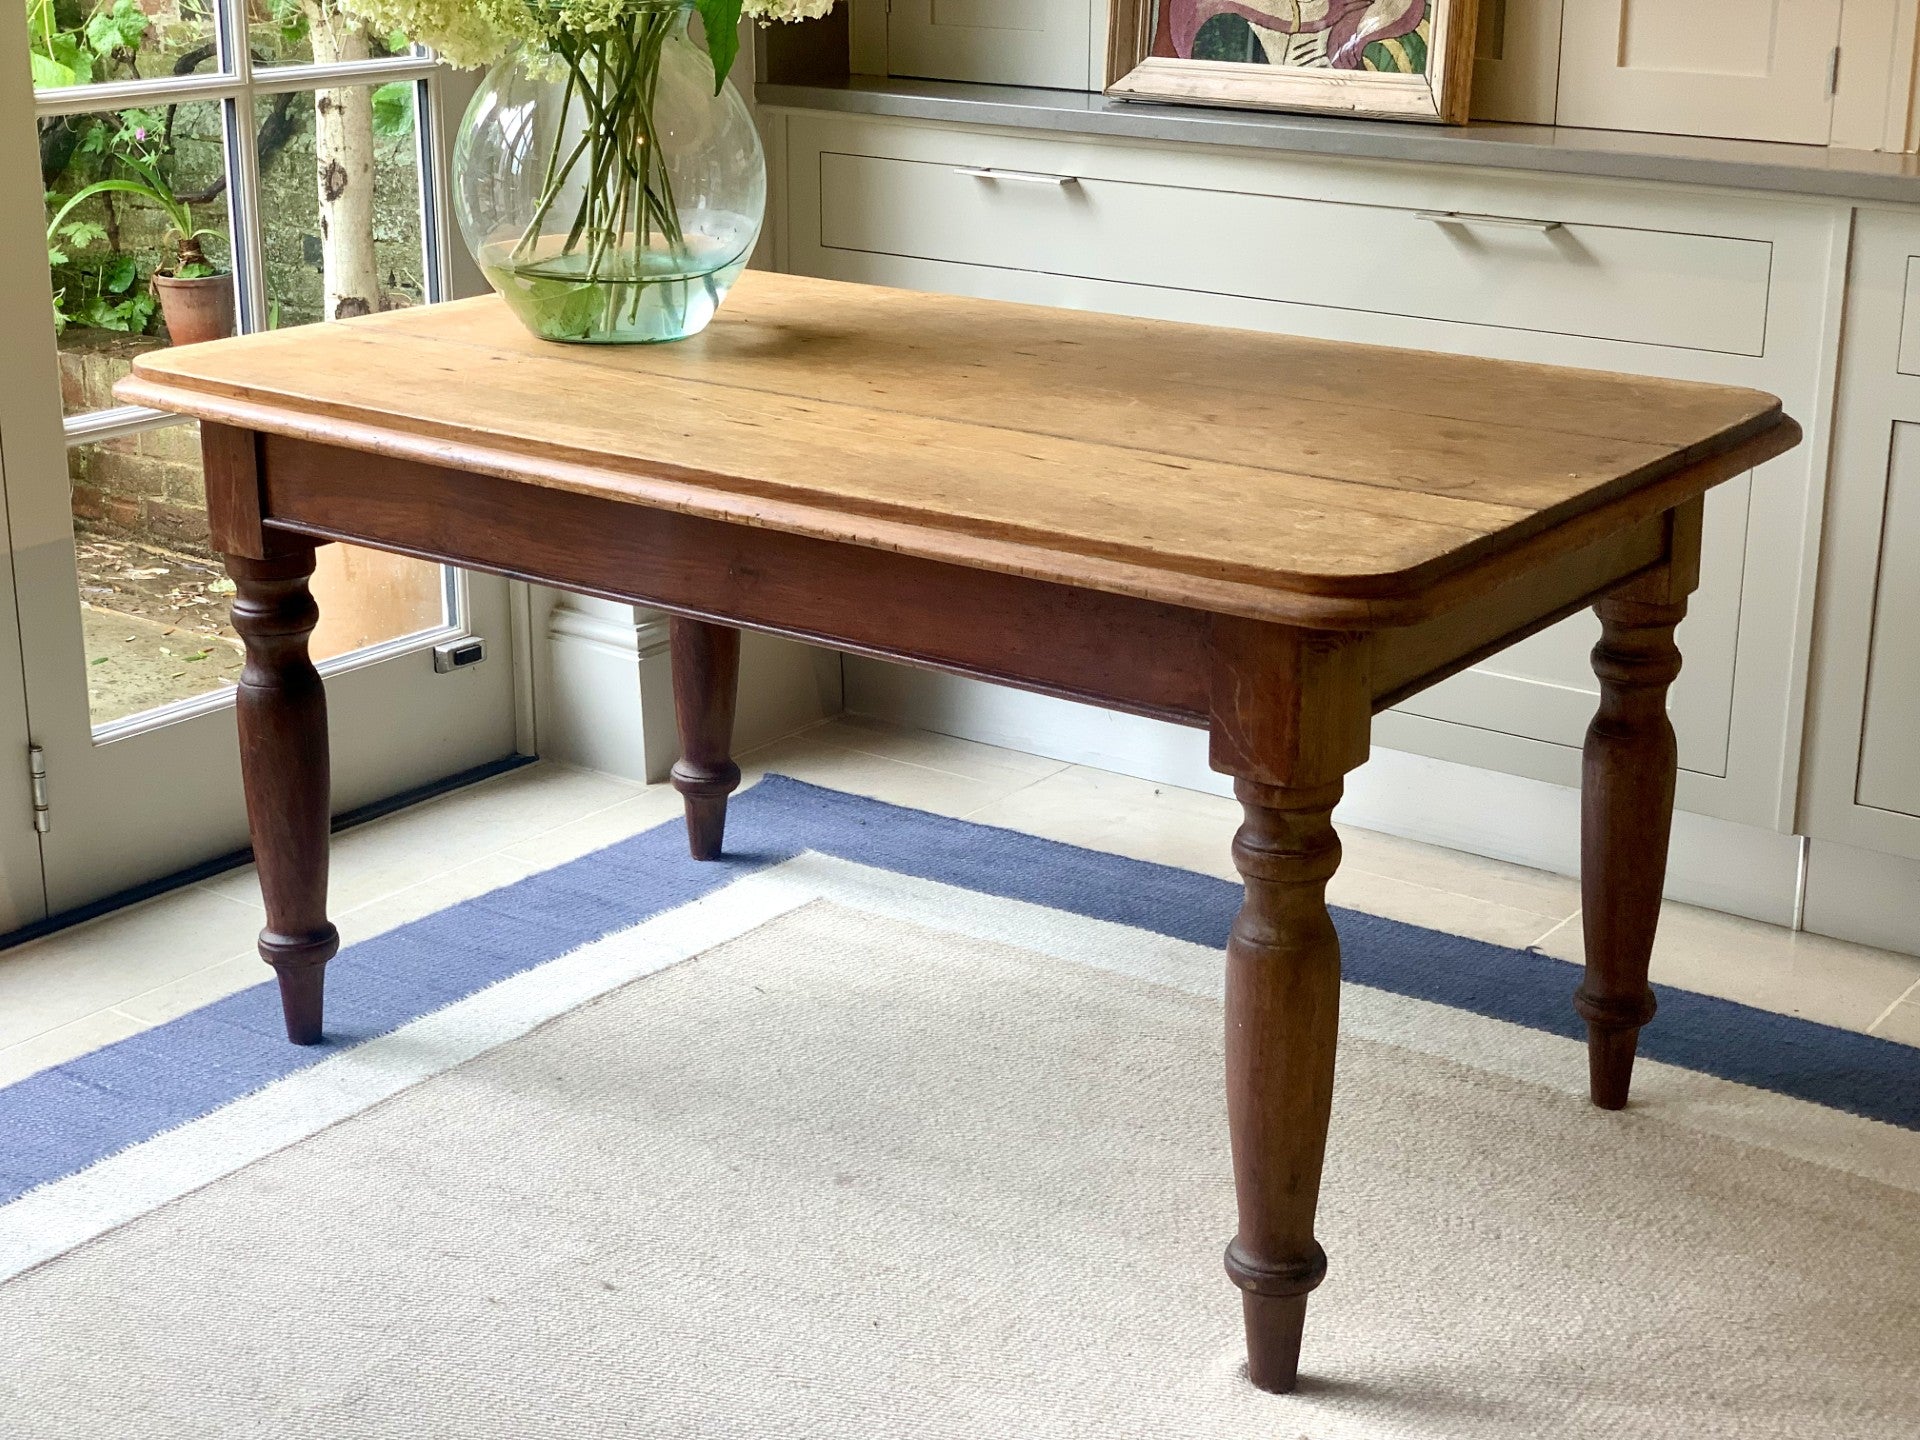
left=27, top=0, right=456, bottom=730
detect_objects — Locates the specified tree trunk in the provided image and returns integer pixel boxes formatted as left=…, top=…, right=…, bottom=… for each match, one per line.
left=301, top=3, right=380, bottom=320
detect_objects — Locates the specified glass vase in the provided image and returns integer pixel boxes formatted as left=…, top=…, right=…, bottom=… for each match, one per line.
left=452, top=3, right=766, bottom=344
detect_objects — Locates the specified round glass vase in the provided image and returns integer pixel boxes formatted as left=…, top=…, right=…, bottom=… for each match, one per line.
left=452, top=4, right=765, bottom=344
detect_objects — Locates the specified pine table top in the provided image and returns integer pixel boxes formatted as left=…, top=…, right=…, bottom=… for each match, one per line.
left=120, top=270, right=1799, bottom=627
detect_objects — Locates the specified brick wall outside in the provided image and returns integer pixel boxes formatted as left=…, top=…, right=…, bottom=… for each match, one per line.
left=63, top=331, right=214, bottom=555
left=60, top=328, right=447, bottom=657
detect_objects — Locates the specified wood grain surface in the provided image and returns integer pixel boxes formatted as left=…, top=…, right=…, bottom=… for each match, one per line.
left=120, top=272, right=1798, bottom=625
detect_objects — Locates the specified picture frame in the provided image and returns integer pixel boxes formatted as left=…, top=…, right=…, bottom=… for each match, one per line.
left=1105, top=2, right=1480, bottom=124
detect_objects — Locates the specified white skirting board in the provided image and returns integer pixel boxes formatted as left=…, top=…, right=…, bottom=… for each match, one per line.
left=843, top=659, right=1810, bottom=932
left=1803, top=840, right=1920, bottom=959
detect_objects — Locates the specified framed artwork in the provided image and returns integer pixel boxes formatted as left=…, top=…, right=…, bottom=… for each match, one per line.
left=1106, top=2, right=1480, bottom=123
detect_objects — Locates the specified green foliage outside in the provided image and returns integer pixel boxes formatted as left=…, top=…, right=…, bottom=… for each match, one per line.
left=26, top=0, right=147, bottom=88
left=30, top=0, right=418, bottom=340
left=33, top=0, right=217, bottom=333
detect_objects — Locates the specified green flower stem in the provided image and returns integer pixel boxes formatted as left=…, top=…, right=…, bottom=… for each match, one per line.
left=503, top=5, right=710, bottom=336
left=511, top=61, right=582, bottom=263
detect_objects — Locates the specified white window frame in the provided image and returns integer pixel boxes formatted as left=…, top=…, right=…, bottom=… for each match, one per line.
left=33, top=7, right=466, bottom=739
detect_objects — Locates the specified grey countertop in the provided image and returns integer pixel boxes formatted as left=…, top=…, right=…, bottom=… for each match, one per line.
left=757, top=77, right=1920, bottom=207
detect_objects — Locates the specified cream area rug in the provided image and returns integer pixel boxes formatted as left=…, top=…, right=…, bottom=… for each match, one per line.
left=0, top=779, right=1916, bottom=1437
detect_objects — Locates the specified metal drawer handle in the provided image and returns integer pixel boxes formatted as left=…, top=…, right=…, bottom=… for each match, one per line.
left=1416, top=210, right=1563, bottom=233
left=954, top=166, right=1081, bottom=187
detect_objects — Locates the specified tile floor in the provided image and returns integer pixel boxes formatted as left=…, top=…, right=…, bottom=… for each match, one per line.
left=4, top=714, right=1918, bottom=1087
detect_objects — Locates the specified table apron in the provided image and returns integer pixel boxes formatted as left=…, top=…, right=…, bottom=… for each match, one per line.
left=256, top=435, right=1216, bottom=726
left=247, top=435, right=1685, bottom=729
left=1370, top=513, right=1673, bottom=710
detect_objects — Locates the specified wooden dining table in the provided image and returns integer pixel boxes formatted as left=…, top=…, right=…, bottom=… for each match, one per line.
left=120, top=271, right=1799, bottom=1393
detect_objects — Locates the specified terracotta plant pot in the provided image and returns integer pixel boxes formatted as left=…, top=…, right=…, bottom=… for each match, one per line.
left=151, top=271, right=236, bottom=347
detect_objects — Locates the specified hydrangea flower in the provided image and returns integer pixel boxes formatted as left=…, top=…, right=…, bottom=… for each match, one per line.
left=353, top=0, right=844, bottom=340
left=742, top=0, right=837, bottom=18
left=342, top=0, right=841, bottom=76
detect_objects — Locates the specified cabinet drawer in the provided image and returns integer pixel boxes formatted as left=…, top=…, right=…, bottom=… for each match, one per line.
left=815, top=150, right=1773, bottom=356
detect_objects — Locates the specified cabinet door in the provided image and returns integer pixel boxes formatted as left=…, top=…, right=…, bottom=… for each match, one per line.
left=1472, top=0, right=1563, bottom=123
left=1557, top=0, right=1839, bottom=143
left=1805, top=211, right=1920, bottom=862
left=885, top=0, right=1094, bottom=90
left=1856, top=425, right=1920, bottom=820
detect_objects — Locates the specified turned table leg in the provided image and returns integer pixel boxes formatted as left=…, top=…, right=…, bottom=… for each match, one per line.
left=669, top=617, right=741, bottom=861
left=1577, top=586, right=1687, bottom=1110
left=1223, top=778, right=1345, bottom=1393
left=1209, top=620, right=1370, bottom=1394
left=228, top=550, right=337, bottom=1046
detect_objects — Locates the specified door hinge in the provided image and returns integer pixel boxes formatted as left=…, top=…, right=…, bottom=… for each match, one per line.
left=1829, top=46, right=1842, bottom=97
left=27, top=744, right=49, bottom=835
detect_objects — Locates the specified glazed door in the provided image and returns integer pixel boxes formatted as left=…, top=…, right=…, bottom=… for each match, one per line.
left=2, top=4, right=518, bottom=917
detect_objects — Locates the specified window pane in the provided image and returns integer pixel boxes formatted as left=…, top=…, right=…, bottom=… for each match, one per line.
left=25, top=0, right=217, bottom=92
left=308, top=546, right=449, bottom=662
left=73, top=422, right=244, bottom=727
left=45, top=100, right=233, bottom=417
left=73, top=422, right=450, bottom=731
left=256, top=80, right=426, bottom=327
left=251, top=5, right=414, bottom=69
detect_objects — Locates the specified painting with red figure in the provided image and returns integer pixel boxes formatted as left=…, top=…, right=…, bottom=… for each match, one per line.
left=1149, top=1, right=1433, bottom=74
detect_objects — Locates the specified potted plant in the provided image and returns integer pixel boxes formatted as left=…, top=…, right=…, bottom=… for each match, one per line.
left=46, top=146, right=234, bottom=347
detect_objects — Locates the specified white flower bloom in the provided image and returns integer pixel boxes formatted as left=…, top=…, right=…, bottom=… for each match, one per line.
left=742, top=0, right=838, bottom=18
left=341, top=0, right=842, bottom=69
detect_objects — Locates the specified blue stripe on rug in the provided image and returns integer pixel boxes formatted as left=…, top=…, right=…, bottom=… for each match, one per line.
left=3, top=773, right=1916, bottom=1208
